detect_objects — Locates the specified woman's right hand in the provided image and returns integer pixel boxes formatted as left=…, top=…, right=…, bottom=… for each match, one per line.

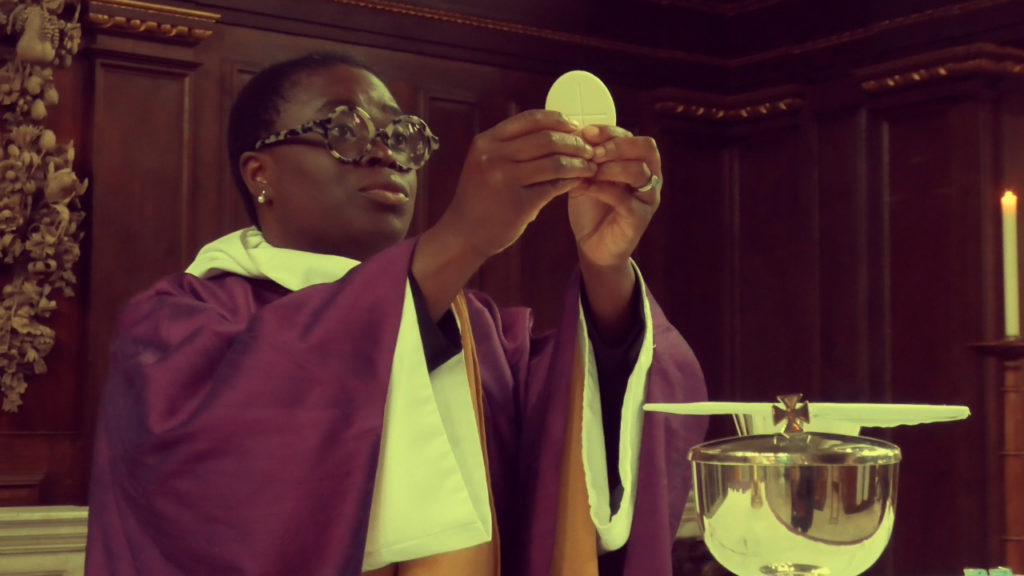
left=437, top=109, right=598, bottom=259
left=413, top=110, right=596, bottom=320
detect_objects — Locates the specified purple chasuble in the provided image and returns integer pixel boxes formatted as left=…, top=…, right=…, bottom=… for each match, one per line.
left=85, top=238, right=708, bottom=576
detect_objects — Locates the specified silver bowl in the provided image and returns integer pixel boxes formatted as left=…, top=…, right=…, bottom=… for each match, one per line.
left=689, top=432, right=901, bottom=576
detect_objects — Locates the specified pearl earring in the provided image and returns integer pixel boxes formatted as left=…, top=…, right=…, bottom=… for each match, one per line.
left=257, top=189, right=269, bottom=205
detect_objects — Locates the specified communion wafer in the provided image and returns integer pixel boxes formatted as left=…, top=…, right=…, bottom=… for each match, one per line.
left=545, top=70, right=616, bottom=127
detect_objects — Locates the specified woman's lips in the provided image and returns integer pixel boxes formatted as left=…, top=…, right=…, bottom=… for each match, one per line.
left=360, top=185, right=409, bottom=207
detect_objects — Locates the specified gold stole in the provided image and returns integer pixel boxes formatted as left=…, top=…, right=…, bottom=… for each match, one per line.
left=365, top=292, right=599, bottom=576
left=548, top=333, right=600, bottom=576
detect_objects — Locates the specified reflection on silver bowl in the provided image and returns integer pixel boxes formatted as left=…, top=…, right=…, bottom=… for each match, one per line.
left=690, top=433, right=901, bottom=576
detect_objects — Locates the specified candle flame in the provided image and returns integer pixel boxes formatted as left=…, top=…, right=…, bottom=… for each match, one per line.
left=1004, top=190, right=1018, bottom=208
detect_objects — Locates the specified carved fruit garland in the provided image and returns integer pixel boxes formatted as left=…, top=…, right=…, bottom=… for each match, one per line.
left=0, top=0, right=85, bottom=412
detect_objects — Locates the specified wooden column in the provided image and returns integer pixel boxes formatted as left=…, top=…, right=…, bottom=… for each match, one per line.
left=971, top=341, right=1024, bottom=572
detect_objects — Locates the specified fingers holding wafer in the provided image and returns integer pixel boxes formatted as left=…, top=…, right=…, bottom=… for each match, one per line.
left=584, top=126, right=660, bottom=170
left=488, top=109, right=579, bottom=141
left=542, top=69, right=665, bottom=268
left=579, top=127, right=663, bottom=198
left=584, top=160, right=661, bottom=205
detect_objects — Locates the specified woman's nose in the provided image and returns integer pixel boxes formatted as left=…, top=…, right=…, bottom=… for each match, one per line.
left=359, top=134, right=395, bottom=167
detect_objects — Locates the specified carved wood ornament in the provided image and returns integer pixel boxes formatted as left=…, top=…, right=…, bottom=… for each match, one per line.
left=0, top=0, right=86, bottom=412
left=85, top=0, right=220, bottom=44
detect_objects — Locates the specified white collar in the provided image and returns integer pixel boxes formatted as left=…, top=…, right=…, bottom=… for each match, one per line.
left=185, top=227, right=360, bottom=291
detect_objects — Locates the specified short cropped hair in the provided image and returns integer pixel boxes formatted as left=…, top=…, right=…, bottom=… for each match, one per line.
left=227, top=52, right=380, bottom=227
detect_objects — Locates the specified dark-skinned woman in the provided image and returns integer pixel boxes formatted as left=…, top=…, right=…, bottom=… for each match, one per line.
left=85, top=52, right=707, bottom=576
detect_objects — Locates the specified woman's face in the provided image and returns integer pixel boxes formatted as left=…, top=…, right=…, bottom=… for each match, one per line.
left=251, top=65, right=419, bottom=260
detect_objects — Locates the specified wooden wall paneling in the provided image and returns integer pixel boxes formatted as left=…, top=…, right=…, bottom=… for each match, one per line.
left=514, top=196, right=577, bottom=333
left=0, top=438, right=84, bottom=505
left=867, top=92, right=993, bottom=573
left=992, top=77, right=1024, bottom=566
left=88, top=54, right=197, bottom=309
left=732, top=122, right=820, bottom=403
left=816, top=110, right=872, bottom=402
left=468, top=95, right=530, bottom=313
left=417, top=87, right=531, bottom=312
left=632, top=119, right=736, bottom=442
left=419, top=88, right=533, bottom=309
left=0, top=297, right=89, bottom=506
left=420, top=92, right=479, bottom=240
left=966, top=86, right=1001, bottom=570
left=637, top=120, right=734, bottom=403
left=187, top=0, right=728, bottom=93
left=862, top=105, right=896, bottom=576
left=84, top=0, right=224, bottom=256
left=188, top=37, right=236, bottom=253
left=188, top=0, right=1024, bottom=97
left=863, top=98, right=893, bottom=422
left=0, top=473, right=44, bottom=506
left=84, top=54, right=200, bottom=497
left=218, top=59, right=262, bottom=234
left=999, top=78, right=1024, bottom=195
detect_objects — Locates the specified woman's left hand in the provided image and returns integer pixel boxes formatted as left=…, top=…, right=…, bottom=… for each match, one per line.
left=568, top=125, right=662, bottom=268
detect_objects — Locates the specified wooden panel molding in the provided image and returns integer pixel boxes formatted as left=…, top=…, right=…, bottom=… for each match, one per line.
left=268, top=0, right=1020, bottom=69
left=652, top=42, right=1024, bottom=124
left=420, top=94, right=479, bottom=230
left=0, top=434, right=89, bottom=505
left=325, top=0, right=718, bottom=64
left=859, top=43, right=1024, bottom=93
left=319, top=0, right=1020, bottom=69
left=84, top=57, right=198, bottom=459
left=634, top=0, right=781, bottom=14
left=728, top=0, right=1017, bottom=66
left=85, top=0, right=221, bottom=44
left=90, top=58, right=195, bottom=287
left=0, top=475, right=44, bottom=508
left=876, top=96, right=992, bottom=572
left=653, top=94, right=805, bottom=123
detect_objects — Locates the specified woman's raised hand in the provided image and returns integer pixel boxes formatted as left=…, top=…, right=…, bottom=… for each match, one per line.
left=437, top=110, right=598, bottom=259
left=568, top=125, right=662, bottom=268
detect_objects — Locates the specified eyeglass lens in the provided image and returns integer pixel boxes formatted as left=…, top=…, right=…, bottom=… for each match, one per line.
left=326, top=111, right=432, bottom=169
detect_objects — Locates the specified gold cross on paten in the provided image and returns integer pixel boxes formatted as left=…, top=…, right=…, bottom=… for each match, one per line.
left=772, top=393, right=810, bottom=434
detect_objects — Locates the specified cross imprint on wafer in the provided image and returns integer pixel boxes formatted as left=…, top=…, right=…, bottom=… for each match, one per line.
left=545, top=70, right=617, bottom=127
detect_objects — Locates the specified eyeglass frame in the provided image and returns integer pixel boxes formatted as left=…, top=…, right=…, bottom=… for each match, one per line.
left=252, top=104, right=440, bottom=171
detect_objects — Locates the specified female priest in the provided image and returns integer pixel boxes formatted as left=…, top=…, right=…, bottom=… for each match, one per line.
left=85, top=51, right=708, bottom=576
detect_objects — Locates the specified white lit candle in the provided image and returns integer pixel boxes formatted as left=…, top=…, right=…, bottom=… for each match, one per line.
left=1002, top=190, right=1020, bottom=338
